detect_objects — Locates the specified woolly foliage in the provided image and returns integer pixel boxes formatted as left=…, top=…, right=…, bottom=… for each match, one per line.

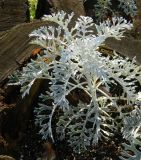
left=9, top=11, right=141, bottom=154
left=120, top=106, right=141, bottom=160
left=87, top=0, right=137, bottom=22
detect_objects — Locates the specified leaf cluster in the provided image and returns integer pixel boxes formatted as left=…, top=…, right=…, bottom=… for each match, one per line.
left=9, top=11, right=141, bottom=158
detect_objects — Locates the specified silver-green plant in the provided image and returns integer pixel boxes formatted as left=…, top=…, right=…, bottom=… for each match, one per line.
left=9, top=11, right=141, bottom=155
left=94, top=0, right=112, bottom=21
left=118, top=0, right=137, bottom=17
left=86, top=0, right=137, bottom=22
left=120, top=105, right=141, bottom=160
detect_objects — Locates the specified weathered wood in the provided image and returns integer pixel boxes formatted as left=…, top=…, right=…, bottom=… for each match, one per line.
left=1, top=79, right=46, bottom=142
left=0, top=20, right=50, bottom=86
left=133, top=0, right=141, bottom=38
left=105, top=0, right=141, bottom=64
left=51, top=0, right=85, bottom=16
left=105, top=36, right=141, bottom=64
left=0, top=155, right=15, bottom=160
left=0, top=0, right=29, bottom=31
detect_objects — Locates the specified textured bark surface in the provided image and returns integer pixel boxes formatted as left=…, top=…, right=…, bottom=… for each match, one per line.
left=106, top=0, right=141, bottom=64
left=0, top=155, right=15, bottom=160
left=0, top=20, right=50, bottom=86
left=133, top=0, right=141, bottom=38
left=105, top=36, right=141, bottom=65
left=51, top=0, right=85, bottom=16
left=0, top=0, right=29, bottom=31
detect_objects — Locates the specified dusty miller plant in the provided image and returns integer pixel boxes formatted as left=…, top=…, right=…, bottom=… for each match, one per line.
left=120, top=104, right=141, bottom=160
left=118, top=0, right=137, bottom=17
left=9, top=11, right=141, bottom=156
left=84, top=0, right=137, bottom=22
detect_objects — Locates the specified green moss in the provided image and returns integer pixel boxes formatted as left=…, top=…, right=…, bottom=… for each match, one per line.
left=28, top=0, right=38, bottom=20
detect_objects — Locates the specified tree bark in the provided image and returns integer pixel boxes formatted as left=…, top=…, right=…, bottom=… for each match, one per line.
left=0, top=20, right=50, bottom=86
left=0, top=0, right=29, bottom=31
left=105, top=0, right=141, bottom=63
left=51, top=0, right=85, bottom=16
left=133, top=0, right=141, bottom=38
